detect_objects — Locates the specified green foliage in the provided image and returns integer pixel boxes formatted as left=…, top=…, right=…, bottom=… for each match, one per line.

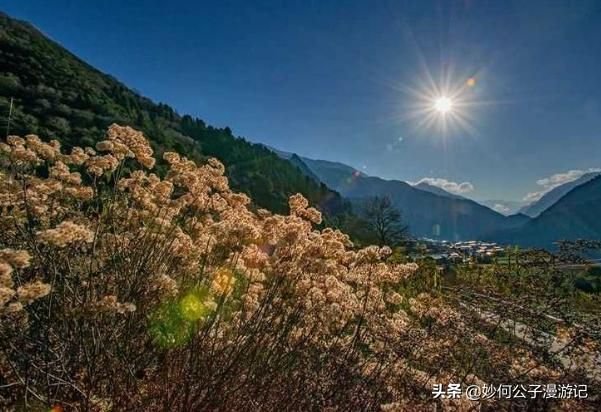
left=574, top=266, right=601, bottom=293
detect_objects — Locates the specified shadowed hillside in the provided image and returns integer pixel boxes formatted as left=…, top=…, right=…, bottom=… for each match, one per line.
left=519, top=171, right=601, bottom=217
left=490, top=175, right=601, bottom=248
left=276, top=152, right=530, bottom=240
left=0, top=11, right=348, bottom=216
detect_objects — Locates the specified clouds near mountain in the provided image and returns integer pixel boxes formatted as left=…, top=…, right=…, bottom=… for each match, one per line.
left=492, top=175, right=601, bottom=248
left=492, top=203, right=511, bottom=214
left=523, top=168, right=601, bottom=203
left=412, top=177, right=475, bottom=195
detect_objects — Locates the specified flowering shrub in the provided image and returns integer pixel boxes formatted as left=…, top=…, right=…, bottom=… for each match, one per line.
left=0, top=125, right=598, bottom=410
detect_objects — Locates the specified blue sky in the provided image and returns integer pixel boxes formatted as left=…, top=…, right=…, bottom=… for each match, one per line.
left=4, top=0, right=601, bottom=202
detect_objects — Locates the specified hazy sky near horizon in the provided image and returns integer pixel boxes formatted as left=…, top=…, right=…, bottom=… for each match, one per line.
left=4, top=0, right=601, bottom=202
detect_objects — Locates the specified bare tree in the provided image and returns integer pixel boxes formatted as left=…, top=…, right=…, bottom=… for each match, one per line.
left=362, top=196, right=409, bottom=246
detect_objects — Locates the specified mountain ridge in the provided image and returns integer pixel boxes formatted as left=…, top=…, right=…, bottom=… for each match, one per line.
left=0, top=11, right=348, bottom=216
left=488, top=175, right=601, bottom=247
left=519, top=171, right=601, bottom=217
left=413, top=181, right=465, bottom=200
left=478, top=199, right=527, bottom=216
left=269, top=149, right=530, bottom=240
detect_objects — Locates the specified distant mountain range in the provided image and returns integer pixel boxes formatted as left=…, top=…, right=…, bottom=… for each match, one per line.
left=518, top=171, right=601, bottom=217
left=272, top=148, right=601, bottom=247
left=412, top=185, right=528, bottom=218
left=477, top=200, right=527, bottom=216
left=272, top=150, right=529, bottom=240
left=490, top=175, right=601, bottom=247
left=412, top=182, right=465, bottom=200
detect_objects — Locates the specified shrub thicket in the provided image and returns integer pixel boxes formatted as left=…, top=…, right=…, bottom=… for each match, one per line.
left=0, top=126, right=599, bottom=411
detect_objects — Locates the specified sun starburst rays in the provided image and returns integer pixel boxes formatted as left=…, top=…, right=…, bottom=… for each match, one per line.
left=385, top=61, right=488, bottom=137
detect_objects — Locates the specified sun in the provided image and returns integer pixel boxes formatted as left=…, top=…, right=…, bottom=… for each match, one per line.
left=434, top=96, right=453, bottom=114
left=392, top=67, right=483, bottom=136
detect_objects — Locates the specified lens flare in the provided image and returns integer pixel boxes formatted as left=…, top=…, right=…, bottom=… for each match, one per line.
left=180, top=293, right=208, bottom=321
left=149, top=287, right=216, bottom=348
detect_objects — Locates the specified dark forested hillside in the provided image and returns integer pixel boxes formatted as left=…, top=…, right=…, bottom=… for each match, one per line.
left=0, top=11, right=348, bottom=216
